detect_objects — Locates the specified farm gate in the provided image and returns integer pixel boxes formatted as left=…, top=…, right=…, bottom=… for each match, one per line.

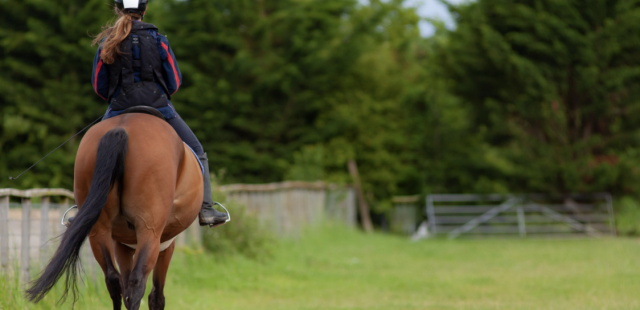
left=426, top=193, right=615, bottom=238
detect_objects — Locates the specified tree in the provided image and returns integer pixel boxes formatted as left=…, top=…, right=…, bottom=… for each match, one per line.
left=0, top=0, right=111, bottom=189
left=148, top=0, right=429, bottom=202
left=436, top=0, right=640, bottom=193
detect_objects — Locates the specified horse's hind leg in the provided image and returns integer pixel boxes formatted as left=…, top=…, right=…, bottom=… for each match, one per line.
left=114, top=242, right=135, bottom=297
left=149, top=242, right=176, bottom=310
left=89, top=234, right=122, bottom=310
left=123, top=231, right=162, bottom=310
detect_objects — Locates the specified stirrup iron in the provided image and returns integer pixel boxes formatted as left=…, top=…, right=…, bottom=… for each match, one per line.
left=210, top=202, right=231, bottom=227
left=61, top=205, right=78, bottom=227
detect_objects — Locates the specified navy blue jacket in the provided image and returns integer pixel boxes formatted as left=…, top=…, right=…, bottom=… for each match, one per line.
left=92, top=22, right=182, bottom=119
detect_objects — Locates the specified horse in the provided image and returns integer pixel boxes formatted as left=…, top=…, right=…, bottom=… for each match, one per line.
left=26, top=108, right=204, bottom=310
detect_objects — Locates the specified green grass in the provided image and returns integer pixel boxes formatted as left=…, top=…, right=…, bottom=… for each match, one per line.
left=3, top=226, right=640, bottom=309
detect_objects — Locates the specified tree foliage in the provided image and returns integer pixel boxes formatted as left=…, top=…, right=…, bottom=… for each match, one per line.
left=0, top=0, right=110, bottom=189
left=2, top=0, right=640, bottom=215
left=436, top=0, right=640, bottom=194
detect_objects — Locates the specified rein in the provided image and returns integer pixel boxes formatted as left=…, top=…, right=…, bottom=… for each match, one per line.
left=9, top=115, right=103, bottom=181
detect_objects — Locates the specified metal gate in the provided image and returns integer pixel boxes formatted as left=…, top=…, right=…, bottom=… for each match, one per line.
left=425, top=193, right=615, bottom=239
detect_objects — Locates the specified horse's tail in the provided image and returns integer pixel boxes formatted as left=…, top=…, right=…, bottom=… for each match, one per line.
left=26, top=128, right=128, bottom=304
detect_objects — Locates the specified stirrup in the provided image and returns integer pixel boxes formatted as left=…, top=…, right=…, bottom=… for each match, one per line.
left=213, top=202, right=231, bottom=224
left=61, top=205, right=78, bottom=227
left=201, top=202, right=231, bottom=228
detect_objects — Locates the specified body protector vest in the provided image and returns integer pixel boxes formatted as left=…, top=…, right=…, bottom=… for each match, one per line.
left=107, top=22, right=171, bottom=111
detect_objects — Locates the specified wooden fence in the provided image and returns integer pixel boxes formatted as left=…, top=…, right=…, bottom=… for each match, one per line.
left=391, top=195, right=420, bottom=235
left=0, top=189, right=82, bottom=285
left=219, top=181, right=356, bottom=236
left=0, top=182, right=355, bottom=284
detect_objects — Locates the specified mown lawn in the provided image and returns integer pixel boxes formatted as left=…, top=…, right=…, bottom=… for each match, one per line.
left=2, top=226, right=640, bottom=309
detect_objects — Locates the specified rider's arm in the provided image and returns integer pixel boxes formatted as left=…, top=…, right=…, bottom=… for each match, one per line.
left=157, top=34, right=182, bottom=96
left=92, top=46, right=109, bottom=101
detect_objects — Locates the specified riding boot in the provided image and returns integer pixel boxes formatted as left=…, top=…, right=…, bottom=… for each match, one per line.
left=198, top=153, right=229, bottom=227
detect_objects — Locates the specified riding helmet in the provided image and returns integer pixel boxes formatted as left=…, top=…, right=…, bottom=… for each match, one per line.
left=115, top=0, right=148, bottom=14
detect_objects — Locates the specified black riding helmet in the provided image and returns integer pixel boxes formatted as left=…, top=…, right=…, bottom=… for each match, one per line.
left=115, top=0, right=148, bottom=15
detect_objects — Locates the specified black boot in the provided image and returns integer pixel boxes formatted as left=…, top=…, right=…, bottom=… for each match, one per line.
left=198, top=153, right=230, bottom=227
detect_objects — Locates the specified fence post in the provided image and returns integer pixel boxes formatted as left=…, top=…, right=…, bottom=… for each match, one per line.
left=0, top=196, right=9, bottom=272
left=346, top=188, right=356, bottom=227
left=605, top=194, right=616, bottom=236
left=176, top=231, right=186, bottom=247
left=21, top=197, right=31, bottom=285
left=517, top=206, right=526, bottom=237
left=57, top=198, right=69, bottom=236
left=83, top=242, right=96, bottom=285
left=40, top=196, right=50, bottom=267
left=426, top=196, right=436, bottom=236
left=187, top=219, right=202, bottom=248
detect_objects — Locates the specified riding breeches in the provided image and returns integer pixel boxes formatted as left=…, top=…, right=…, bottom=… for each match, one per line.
left=166, top=115, right=204, bottom=155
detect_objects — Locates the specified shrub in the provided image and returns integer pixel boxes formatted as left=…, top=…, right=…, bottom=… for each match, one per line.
left=202, top=189, right=275, bottom=260
left=615, top=196, right=640, bottom=236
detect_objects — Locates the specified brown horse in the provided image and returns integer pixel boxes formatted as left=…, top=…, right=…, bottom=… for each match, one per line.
left=26, top=111, right=203, bottom=310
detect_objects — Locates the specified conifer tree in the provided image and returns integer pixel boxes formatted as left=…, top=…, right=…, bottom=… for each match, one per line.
left=148, top=0, right=425, bottom=196
left=437, top=0, right=640, bottom=193
left=0, top=0, right=111, bottom=189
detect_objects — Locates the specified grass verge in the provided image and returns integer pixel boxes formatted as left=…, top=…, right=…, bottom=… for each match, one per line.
left=2, top=225, right=640, bottom=309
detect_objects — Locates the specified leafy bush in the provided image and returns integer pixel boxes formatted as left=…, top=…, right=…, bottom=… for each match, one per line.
left=285, top=145, right=324, bottom=182
left=615, top=196, right=640, bottom=236
left=202, top=188, right=275, bottom=260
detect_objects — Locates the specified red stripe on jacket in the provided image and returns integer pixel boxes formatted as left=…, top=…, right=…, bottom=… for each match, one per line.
left=94, top=59, right=106, bottom=100
left=161, top=42, right=180, bottom=95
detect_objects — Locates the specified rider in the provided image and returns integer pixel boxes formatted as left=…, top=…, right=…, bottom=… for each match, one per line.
left=91, top=0, right=228, bottom=227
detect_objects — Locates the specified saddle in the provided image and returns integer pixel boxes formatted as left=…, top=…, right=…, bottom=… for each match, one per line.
left=121, top=105, right=165, bottom=120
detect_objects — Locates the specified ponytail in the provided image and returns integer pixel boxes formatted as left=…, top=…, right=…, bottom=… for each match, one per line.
left=92, top=9, right=143, bottom=64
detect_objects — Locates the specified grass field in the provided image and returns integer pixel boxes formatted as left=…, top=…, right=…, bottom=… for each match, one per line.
left=2, top=225, right=640, bottom=310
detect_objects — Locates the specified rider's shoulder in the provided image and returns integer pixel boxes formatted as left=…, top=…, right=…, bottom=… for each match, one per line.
left=156, top=31, right=168, bottom=39
left=156, top=32, right=171, bottom=44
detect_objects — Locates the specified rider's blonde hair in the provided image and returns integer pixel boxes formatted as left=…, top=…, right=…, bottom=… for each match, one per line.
left=92, top=9, right=143, bottom=64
